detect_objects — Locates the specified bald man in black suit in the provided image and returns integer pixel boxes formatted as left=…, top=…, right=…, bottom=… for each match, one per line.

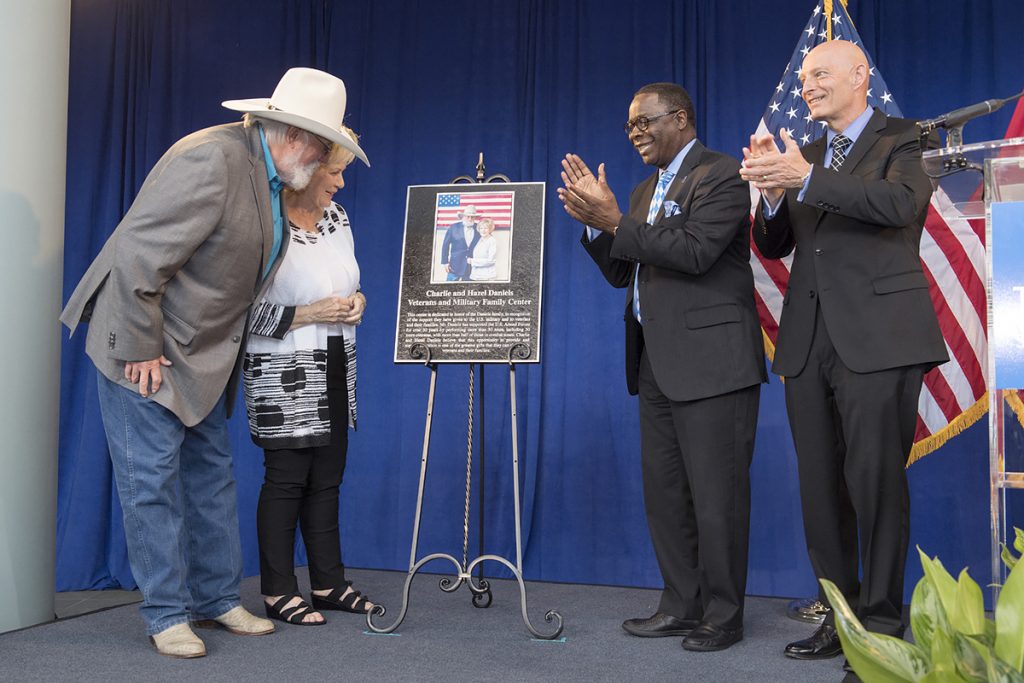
left=742, top=41, right=947, bottom=677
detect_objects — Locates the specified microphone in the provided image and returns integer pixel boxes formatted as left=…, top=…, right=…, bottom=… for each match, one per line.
left=918, top=90, right=1024, bottom=134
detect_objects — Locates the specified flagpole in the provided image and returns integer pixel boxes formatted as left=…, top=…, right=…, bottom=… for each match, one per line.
left=824, top=0, right=850, bottom=41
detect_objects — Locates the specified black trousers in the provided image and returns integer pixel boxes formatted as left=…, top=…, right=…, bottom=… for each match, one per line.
left=257, top=368, right=350, bottom=596
left=784, top=306, right=923, bottom=637
left=638, top=348, right=760, bottom=630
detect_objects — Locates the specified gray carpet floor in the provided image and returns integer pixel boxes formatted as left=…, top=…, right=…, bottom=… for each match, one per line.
left=1, top=568, right=848, bottom=682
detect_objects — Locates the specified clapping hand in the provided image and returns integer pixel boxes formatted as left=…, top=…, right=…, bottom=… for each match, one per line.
left=557, top=154, right=623, bottom=233
left=739, top=129, right=811, bottom=205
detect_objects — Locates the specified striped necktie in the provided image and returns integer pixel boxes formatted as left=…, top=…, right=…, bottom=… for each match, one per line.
left=829, top=134, right=852, bottom=171
left=634, top=170, right=675, bottom=322
left=647, top=171, right=675, bottom=222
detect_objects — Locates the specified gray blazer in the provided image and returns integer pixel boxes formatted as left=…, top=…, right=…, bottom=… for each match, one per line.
left=61, top=122, right=287, bottom=427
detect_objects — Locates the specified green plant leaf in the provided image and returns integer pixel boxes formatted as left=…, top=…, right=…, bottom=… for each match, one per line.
left=920, top=547, right=959, bottom=622
left=932, top=625, right=959, bottom=674
left=982, top=618, right=998, bottom=648
left=821, top=579, right=927, bottom=682
left=912, top=575, right=949, bottom=655
left=920, top=673, right=971, bottom=683
left=995, top=559, right=1024, bottom=672
left=953, top=633, right=991, bottom=682
left=925, top=631, right=975, bottom=682
left=952, top=568, right=987, bottom=636
left=1014, top=527, right=1024, bottom=556
left=920, top=672, right=972, bottom=683
left=988, top=654, right=1024, bottom=683
left=1002, top=544, right=1019, bottom=572
left=952, top=634, right=1024, bottom=683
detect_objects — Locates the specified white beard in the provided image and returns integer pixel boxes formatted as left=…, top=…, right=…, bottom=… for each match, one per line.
left=277, top=148, right=319, bottom=191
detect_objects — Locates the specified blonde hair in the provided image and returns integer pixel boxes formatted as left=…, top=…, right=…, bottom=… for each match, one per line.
left=477, top=218, right=495, bottom=234
left=326, top=126, right=360, bottom=166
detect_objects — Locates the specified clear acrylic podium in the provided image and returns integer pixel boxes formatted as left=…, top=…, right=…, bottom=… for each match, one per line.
left=924, top=137, right=1024, bottom=598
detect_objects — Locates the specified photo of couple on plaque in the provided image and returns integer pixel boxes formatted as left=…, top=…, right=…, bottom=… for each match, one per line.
left=430, top=192, right=515, bottom=283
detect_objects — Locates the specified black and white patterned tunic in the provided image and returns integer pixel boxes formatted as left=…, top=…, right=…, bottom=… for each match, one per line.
left=243, top=203, right=359, bottom=449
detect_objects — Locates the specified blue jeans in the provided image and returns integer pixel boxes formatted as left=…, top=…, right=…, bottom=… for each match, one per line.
left=96, top=370, right=242, bottom=634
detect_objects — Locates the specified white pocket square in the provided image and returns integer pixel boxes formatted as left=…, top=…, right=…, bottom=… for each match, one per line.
left=663, top=200, right=681, bottom=217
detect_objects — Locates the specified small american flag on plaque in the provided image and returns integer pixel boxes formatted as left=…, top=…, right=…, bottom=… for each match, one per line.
left=435, top=191, right=515, bottom=229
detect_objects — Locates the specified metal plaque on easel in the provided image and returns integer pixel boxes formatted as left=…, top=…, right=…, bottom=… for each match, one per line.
left=393, top=182, right=545, bottom=363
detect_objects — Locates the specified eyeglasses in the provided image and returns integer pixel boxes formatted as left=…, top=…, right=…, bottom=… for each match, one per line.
left=623, top=110, right=682, bottom=135
left=308, top=133, right=333, bottom=158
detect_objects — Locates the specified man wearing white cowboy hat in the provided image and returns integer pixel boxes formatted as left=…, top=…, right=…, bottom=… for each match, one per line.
left=440, top=204, right=483, bottom=281
left=60, top=67, right=369, bottom=659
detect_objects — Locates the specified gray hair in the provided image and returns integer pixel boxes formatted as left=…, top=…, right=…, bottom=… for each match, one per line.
left=244, top=114, right=359, bottom=166
left=242, top=113, right=293, bottom=145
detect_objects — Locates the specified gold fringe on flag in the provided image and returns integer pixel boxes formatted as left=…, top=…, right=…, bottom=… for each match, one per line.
left=907, top=394, right=988, bottom=466
left=1005, top=389, right=1024, bottom=428
left=761, top=328, right=989, bottom=467
left=761, top=330, right=777, bottom=364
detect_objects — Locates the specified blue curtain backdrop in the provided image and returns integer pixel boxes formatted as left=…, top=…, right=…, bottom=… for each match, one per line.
left=59, top=0, right=1024, bottom=605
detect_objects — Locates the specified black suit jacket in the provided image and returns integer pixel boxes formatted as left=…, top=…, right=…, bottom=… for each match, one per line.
left=582, top=141, right=767, bottom=402
left=753, top=109, right=948, bottom=377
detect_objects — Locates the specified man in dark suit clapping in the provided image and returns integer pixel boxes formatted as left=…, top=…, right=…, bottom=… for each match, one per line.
left=741, top=40, right=947, bottom=676
left=559, top=82, right=766, bottom=652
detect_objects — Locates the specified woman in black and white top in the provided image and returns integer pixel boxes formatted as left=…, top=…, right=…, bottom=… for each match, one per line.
left=243, top=129, right=374, bottom=625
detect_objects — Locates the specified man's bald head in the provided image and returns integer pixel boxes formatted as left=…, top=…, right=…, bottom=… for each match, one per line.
left=799, top=40, right=871, bottom=132
left=806, top=39, right=869, bottom=73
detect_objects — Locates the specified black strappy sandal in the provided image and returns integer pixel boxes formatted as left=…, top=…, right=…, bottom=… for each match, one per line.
left=264, top=594, right=326, bottom=626
left=311, top=586, right=374, bottom=614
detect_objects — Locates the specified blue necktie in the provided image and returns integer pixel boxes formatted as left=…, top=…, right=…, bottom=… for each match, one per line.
left=647, top=171, right=675, bottom=223
left=634, top=171, right=674, bottom=323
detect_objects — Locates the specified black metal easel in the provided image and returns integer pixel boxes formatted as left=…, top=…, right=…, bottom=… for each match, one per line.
left=366, top=155, right=563, bottom=639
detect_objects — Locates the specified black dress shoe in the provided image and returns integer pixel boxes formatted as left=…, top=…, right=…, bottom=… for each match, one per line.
left=621, top=612, right=700, bottom=638
left=681, top=622, right=743, bottom=651
left=784, top=624, right=842, bottom=659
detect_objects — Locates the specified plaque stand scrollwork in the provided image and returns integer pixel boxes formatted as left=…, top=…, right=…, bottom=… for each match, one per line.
left=366, top=159, right=563, bottom=640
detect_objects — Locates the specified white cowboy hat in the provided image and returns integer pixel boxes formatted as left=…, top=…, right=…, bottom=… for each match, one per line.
left=459, top=205, right=480, bottom=217
left=222, top=67, right=369, bottom=166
